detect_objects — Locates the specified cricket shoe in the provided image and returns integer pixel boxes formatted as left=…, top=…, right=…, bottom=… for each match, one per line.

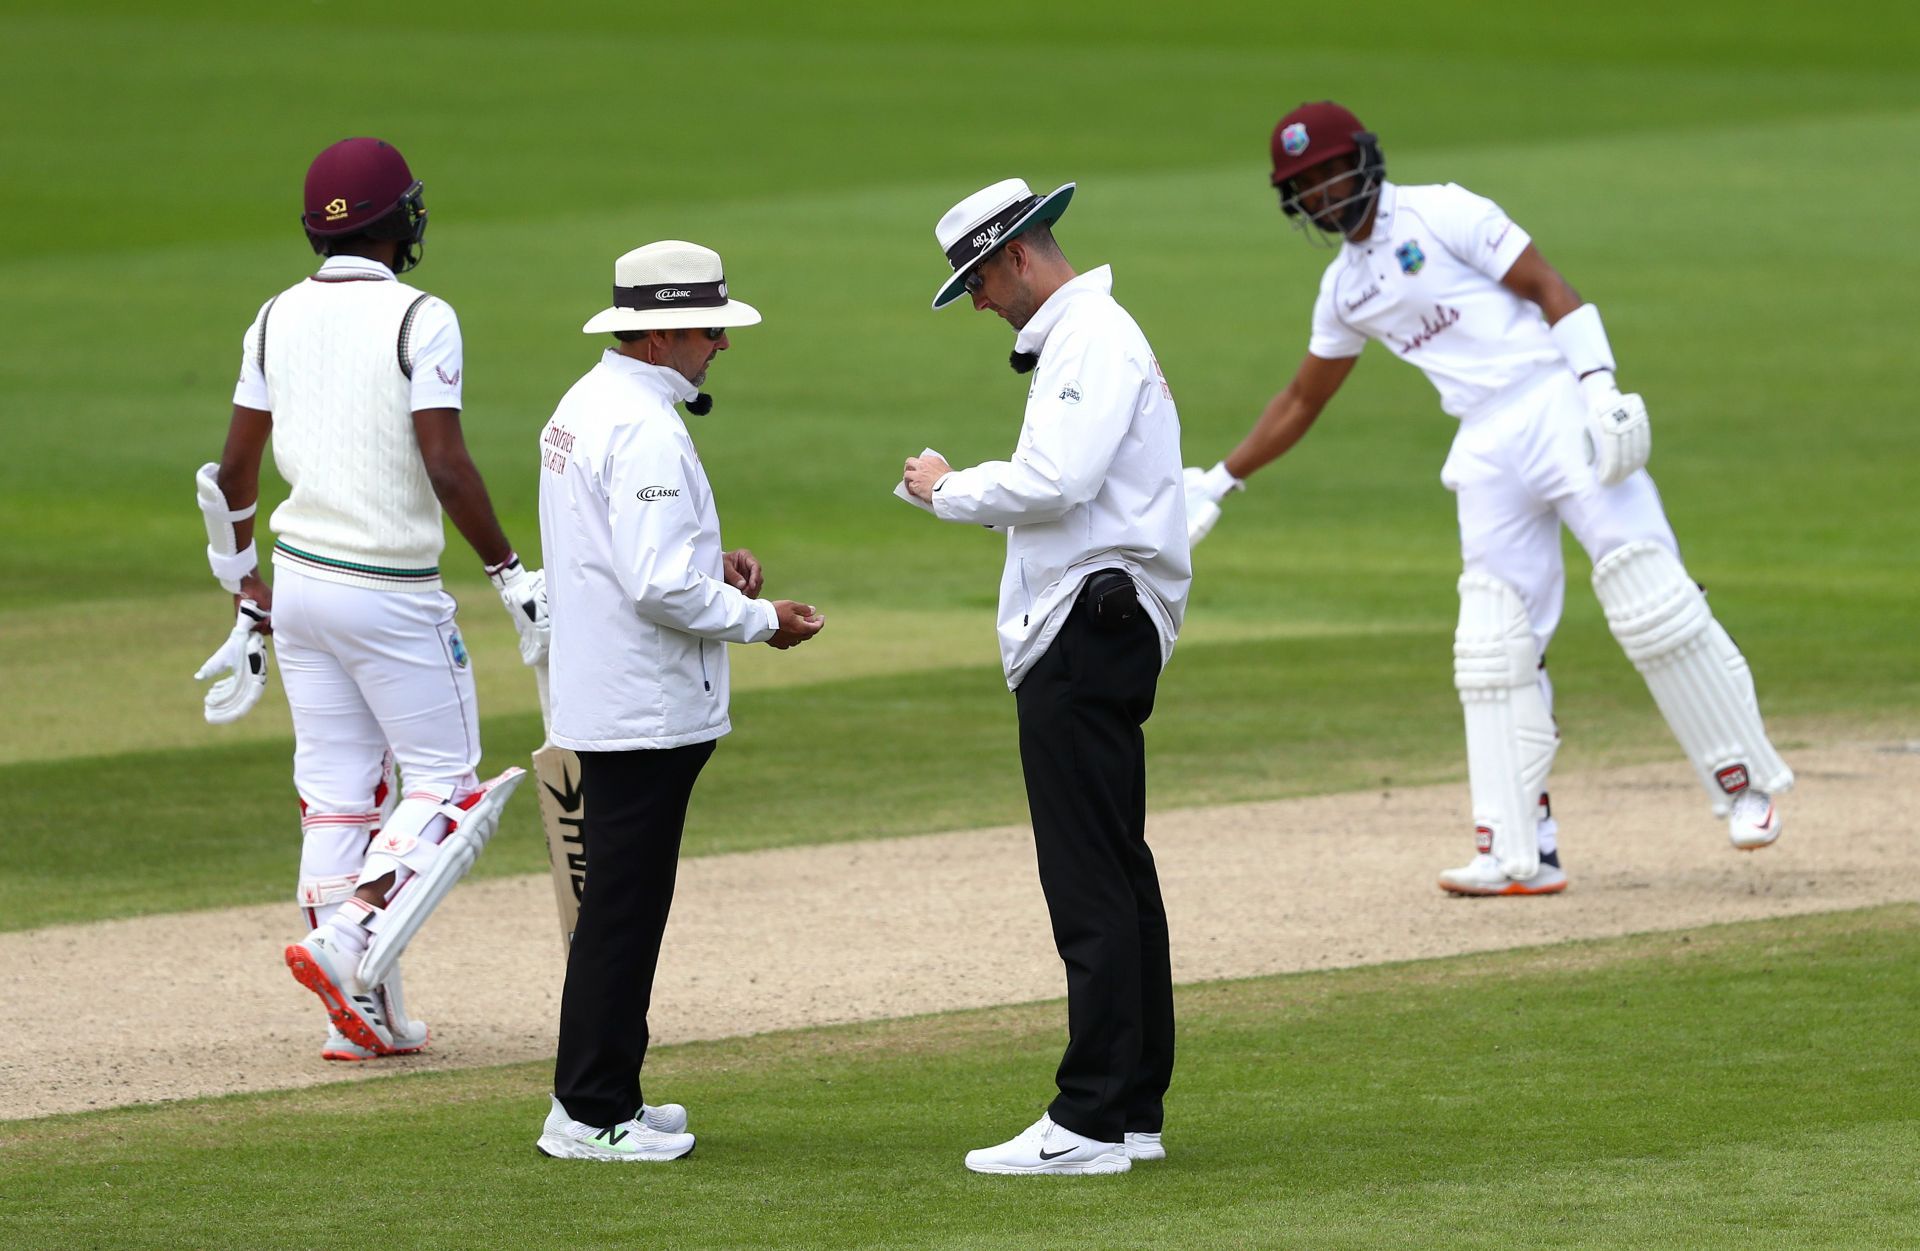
left=285, top=929, right=395, bottom=1054
left=321, top=1018, right=429, bottom=1062
left=964, top=1113, right=1130, bottom=1176
left=1727, top=789, right=1783, bottom=851
left=1124, top=1132, right=1166, bottom=1162
left=1438, top=850, right=1567, bottom=897
left=536, top=1096, right=695, bottom=1162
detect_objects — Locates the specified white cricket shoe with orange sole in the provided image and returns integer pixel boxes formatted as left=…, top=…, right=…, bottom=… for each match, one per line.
left=1727, top=789, right=1783, bottom=850
left=285, top=929, right=396, bottom=1054
left=1439, top=851, right=1568, bottom=897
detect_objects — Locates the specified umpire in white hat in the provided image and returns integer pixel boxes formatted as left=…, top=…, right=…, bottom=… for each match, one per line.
left=903, top=180, right=1192, bottom=1175
left=534, top=241, right=824, bottom=1162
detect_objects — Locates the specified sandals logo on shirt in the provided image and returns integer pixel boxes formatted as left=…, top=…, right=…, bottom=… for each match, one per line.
left=1394, top=240, right=1426, bottom=275
left=448, top=629, right=469, bottom=669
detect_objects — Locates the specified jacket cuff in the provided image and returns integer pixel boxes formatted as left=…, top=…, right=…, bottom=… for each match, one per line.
left=755, top=597, right=781, bottom=642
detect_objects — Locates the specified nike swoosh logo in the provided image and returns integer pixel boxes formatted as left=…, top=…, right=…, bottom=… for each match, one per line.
left=1037, top=1147, right=1076, bottom=1161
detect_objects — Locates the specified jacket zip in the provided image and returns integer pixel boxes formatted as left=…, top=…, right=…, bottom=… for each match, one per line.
left=1018, top=557, right=1031, bottom=627
left=698, top=638, right=711, bottom=692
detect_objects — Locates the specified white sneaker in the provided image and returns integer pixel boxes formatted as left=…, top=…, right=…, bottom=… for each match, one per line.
left=640, top=1101, right=689, bottom=1134
left=285, top=929, right=396, bottom=1054
left=1727, top=789, right=1782, bottom=850
left=1124, top=1131, right=1166, bottom=1162
left=537, top=1096, right=696, bottom=1162
left=964, top=1113, right=1130, bottom=1176
left=1438, top=851, right=1568, bottom=897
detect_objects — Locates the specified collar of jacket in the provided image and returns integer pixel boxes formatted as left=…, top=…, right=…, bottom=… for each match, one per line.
left=599, top=348, right=700, bottom=404
left=1013, top=264, right=1113, bottom=358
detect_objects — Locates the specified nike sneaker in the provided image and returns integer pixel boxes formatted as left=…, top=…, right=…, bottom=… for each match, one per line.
left=964, top=1113, right=1130, bottom=1176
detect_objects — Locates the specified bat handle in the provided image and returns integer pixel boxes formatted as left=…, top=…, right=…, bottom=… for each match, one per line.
left=533, top=658, right=552, bottom=745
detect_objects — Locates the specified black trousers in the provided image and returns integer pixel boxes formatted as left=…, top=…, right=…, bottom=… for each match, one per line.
left=1014, top=574, right=1173, bottom=1143
left=552, top=739, right=715, bottom=1128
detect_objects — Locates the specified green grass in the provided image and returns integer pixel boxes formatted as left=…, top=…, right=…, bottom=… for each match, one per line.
left=0, top=606, right=1867, bottom=932
left=7, top=907, right=1919, bottom=1249
left=0, top=5, right=1914, bottom=921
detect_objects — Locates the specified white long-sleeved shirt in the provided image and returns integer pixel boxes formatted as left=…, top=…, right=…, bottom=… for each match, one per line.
left=538, top=351, right=779, bottom=750
left=932, top=265, right=1191, bottom=688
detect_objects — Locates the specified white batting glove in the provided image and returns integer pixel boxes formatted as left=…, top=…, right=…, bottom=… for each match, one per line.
left=195, top=600, right=271, bottom=724
left=1580, top=373, right=1651, bottom=488
left=1183, top=462, right=1243, bottom=546
left=489, top=557, right=551, bottom=666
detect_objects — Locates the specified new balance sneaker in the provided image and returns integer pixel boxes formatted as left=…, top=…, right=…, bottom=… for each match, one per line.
left=536, top=1096, right=695, bottom=1162
left=1438, top=850, right=1568, bottom=897
left=964, top=1113, right=1130, bottom=1176
left=1727, top=789, right=1783, bottom=851
left=1124, top=1132, right=1166, bottom=1162
left=640, top=1101, right=689, bottom=1135
left=285, top=929, right=395, bottom=1053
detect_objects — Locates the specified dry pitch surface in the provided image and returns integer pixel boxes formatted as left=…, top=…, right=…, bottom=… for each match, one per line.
left=4, top=742, right=1913, bottom=1120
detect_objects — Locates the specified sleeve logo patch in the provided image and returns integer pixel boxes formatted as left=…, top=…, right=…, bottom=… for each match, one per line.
left=637, top=485, right=682, bottom=501
left=435, top=365, right=461, bottom=386
left=1059, top=381, right=1082, bottom=404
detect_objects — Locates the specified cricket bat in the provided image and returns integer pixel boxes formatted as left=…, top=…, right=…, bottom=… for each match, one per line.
left=532, top=660, right=585, bottom=950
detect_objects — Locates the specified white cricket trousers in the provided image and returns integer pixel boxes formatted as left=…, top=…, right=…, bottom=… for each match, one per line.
left=273, top=567, right=481, bottom=924
left=1442, top=369, right=1680, bottom=658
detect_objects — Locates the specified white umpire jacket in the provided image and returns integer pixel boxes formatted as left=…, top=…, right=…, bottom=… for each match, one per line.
left=932, top=266, right=1191, bottom=689
left=538, top=351, right=779, bottom=751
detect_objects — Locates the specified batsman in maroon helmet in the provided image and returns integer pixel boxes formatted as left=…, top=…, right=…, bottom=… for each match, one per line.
left=1184, top=102, right=1792, bottom=896
left=193, top=137, right=549, bottom=1057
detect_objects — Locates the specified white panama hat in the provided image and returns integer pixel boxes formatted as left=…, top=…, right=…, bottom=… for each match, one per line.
left=582, top=240, right=762, bottom=335
left=930, top=178, right=1075, bottom=310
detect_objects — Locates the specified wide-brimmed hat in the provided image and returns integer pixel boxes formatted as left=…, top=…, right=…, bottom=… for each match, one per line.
left=930, top=178, right=1075, bottom=310
left=582, top=240, right=762, bottom=335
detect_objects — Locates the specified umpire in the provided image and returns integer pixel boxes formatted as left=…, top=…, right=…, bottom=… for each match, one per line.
left=534, top=241, right=824, bottom=1162
left=902, top=178, right=1192, bottom=1176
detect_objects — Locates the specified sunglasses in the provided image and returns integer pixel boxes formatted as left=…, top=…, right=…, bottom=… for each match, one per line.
left=701, top=327, right=725, bottom=341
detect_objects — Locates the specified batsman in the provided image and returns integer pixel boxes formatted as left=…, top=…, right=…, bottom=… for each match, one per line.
left=1185, top=102, right=1793, bottom=896
left=195, top=136, right=548, bottom=1057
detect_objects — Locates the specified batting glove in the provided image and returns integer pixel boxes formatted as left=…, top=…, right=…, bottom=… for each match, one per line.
left=195, top=600, right=271, bottom=724
left=1580, top=373, right=1652, bottom=488
left=1183, top=461, right=1244, bottom=546
left=489, top=556, right=551, bottom=667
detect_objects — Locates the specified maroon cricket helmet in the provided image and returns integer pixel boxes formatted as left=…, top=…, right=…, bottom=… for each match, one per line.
left=1269, top=101, right=1374, bottom=188
left=301, top=137, right=429, bottom=269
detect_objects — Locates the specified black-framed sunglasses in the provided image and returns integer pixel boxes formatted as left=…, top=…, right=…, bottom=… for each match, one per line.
left=702, top=327, right=725, bottom=341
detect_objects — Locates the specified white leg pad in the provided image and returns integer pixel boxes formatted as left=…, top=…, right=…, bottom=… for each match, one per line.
left=358, top=768, right=525, bottom=988
left=1455, top=573, right=1558, bottom=881
left=297, top=810, right=377, bottom=917
left=1591, top=542, right=1793, bottom=815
